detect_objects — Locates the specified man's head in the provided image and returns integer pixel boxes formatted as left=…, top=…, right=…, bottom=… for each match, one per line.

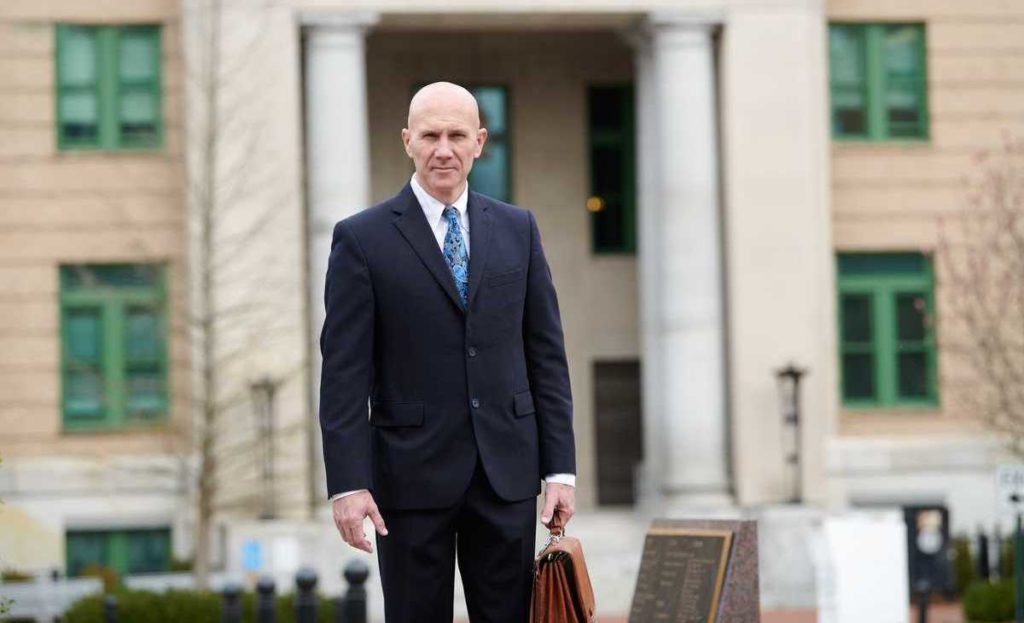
left=402, top=81, right=488, bottom=204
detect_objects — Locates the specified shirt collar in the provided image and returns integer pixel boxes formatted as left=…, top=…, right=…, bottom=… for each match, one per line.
left=410, top=174, right=469, bottom=229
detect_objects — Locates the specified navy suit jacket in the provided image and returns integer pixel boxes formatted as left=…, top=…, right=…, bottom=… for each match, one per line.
left=319, top=183, right=576, bottom=510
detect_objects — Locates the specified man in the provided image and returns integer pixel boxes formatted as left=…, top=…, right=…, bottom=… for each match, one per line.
left=319, top=81, right=577, bottom=623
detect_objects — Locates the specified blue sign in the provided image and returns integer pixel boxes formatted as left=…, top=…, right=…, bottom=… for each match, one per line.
left=241, top=539, right=262, bottom=572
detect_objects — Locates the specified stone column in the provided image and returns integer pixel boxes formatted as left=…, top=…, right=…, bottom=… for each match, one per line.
left=635, top=14, right=732, bottom=510
left=302, top=13, right=377, bottom=506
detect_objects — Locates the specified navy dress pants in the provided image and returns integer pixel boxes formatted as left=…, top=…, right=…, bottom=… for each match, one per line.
left=375, top=460, right=538, bottom=623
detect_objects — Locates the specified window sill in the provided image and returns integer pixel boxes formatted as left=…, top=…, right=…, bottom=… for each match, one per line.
left=62, top=419, right=170, bottom=435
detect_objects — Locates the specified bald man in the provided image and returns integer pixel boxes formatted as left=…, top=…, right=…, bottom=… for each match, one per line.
left=319, top=82, right=577, bottom=622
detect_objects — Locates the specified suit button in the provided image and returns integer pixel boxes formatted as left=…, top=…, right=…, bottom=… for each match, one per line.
left=468, top=347, right=477, bottom=357
left=471, top=398, right=480, bottom=408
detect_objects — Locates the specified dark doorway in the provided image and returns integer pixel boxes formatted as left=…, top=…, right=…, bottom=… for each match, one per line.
left=594, top=360, right=643, bottom=505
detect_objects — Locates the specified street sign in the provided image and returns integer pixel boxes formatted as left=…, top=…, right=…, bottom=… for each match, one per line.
left=998, top=465, right=1024, bottom=514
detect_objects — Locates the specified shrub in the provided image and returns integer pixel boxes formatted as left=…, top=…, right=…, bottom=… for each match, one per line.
left=953, top=535, right=977, bottom=595
left=1, top=569, right=34, bottom=583
left=1001, top=538, right=1015, bottom=581
left=963, top=579, right=1015, bottom=622
left=64, top=589, right=335, bottom=623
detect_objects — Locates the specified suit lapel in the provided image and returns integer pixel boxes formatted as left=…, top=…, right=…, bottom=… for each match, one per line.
left=392, top=183, right=466, bottom=314
left=466, top=191, right=492, bottom=309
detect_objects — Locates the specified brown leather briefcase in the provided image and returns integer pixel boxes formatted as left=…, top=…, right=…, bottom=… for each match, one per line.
left=530, top=528, right=596, bottom=623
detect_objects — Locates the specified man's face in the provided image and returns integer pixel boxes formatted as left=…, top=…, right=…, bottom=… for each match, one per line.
left=402, top=91, right=487, bottom=201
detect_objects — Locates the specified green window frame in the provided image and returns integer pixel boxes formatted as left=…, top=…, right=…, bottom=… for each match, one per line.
left=66, top=528, right=171, bottom=577
left=837, top=253, right=938, bottom=408
left=56, top=24, right=163, bottom=151
left=587, top=84, right=636, bottom=254
left=828, top=23, right=928, bottom=141
left=60, top=265, right=170, bottom=430
left=468, top=85, right=511, bottom=203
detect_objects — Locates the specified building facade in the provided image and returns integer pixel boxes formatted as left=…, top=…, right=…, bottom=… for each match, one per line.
left=1, top=0, right=1023, bottom=609
left=0, top=0, right=192, bottom=578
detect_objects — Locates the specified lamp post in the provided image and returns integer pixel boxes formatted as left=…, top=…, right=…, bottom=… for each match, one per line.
left=775, top=363, right=808, bottom=504
left=250, top=377, right=278, bottom=520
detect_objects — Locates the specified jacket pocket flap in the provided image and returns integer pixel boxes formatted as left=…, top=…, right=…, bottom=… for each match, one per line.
left=488, top=267, right=525, bottom=287
left=370, top=401, right=424, bottom=427
left=513, top=390, right=535, bottom=417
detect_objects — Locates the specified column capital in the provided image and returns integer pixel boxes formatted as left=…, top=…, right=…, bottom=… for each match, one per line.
left=620, top=11, right=722, bottom=50
left=299, top=11, right=380, bottom=33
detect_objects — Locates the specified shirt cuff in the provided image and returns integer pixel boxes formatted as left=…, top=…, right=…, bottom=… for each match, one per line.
left=329, top=489, right=367, bottom=503
left=544, top=473, right=576, bottom=488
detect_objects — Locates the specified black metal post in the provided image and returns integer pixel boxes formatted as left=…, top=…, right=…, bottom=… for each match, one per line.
left=978, top=528, right=991, bottom=581
left=914, top=579, right=930, bottom=623
left=257, top=576, right=277, bottom=623
left=103, top=594, right=118, bottom=623
left=335, top=560, right=370, bottom=623
left=221, top=581, right=243, bottom=623
left=1016, top=511, right=1023, bottom=623
left=295, top=567, right=319, bottom=623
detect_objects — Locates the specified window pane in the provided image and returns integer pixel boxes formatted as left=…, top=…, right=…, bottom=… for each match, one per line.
left=67, top=308, right=102, bottom=362
left=843, top=353, right=875, bottom=400
left=126, top=368, right=164, bottom=416
left=898, top=351, right=929, bottom=398
left=838, top=253, right=928, bottom=277
left=885, top=26, right=923, bottom=80
left=120, top=89, right=157, bottom=124
left=63, top=264, right=161, bottom=289
left=897, top=293, right=928, bottom=341
left=833, top=88, right=868, bottom=136
left=60, top=91, right=100, bottom=142
left=887, top=86, right=923, bottom=137
left=125, top=530, right=170, bottom=574
left=59, top=27, right=97, bottom=85
left=66, top=371, right=104, bottom=417
left=592, top=144, right=624, bottom=195
left=841, top=294, right=872, bottom=343
left=469, top=141, right=508, bottom=202
left=119, top=31, right=158, bottom=82
left=589, top=87, right=627, bottom=132
left=830, top=26, right=866, bottom=84
left=67, top=531, right=108, bottom=577
left=125, top=307, right=159, bottom=361
left=472, top=86, right=505, bottom=135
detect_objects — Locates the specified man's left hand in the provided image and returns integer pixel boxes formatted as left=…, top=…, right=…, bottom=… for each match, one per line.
left=540, top=483, right=575, bottom=531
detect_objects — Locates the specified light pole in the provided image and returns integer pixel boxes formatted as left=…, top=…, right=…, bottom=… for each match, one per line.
left=250, top=377, right=278, bottom=520
left=775, top=363, right=808, bottom=504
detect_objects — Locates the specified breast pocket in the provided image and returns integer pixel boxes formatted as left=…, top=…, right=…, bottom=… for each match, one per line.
left=487, top=267, right=525, bottom=288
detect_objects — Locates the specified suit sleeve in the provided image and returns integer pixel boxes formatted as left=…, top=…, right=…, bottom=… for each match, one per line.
left=523, top=210, right=577, bottom=477
left=319, top=220, right=375, bottom=499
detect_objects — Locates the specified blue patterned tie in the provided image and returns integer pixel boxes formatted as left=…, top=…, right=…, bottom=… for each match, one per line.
left=442, top=205, right=469, bottom=308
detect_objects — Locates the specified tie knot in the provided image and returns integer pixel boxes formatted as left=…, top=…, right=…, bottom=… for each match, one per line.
left=443, top=205, right=458, bottom=219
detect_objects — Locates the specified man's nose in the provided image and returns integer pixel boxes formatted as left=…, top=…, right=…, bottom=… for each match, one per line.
left=435, top=136, right=453, bottom=158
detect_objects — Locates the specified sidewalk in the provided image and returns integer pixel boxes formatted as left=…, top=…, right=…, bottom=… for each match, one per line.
left=455, top=602, right=965, bottom=622
left=602, top=602, right=962, bottom=622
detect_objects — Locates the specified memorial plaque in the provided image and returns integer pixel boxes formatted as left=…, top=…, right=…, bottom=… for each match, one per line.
left=629, top=519, right=759, bottom=623
left=629, top=527, right=733, bottom=622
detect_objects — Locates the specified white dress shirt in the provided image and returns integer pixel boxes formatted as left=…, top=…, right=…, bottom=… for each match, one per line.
left=329, top=176, right=575, bottom=503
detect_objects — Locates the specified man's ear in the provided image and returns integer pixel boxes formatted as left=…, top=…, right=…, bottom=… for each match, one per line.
left=401, top=128, right=412, bottom=157
left=475, top=128, right=488, bottom=158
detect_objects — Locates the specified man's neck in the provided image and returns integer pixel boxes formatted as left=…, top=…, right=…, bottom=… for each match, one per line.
left=414, top=174, right=465, bottom=206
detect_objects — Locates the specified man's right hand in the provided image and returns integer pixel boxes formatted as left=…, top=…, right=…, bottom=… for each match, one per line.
left=332, top=491, right=388, bottom=553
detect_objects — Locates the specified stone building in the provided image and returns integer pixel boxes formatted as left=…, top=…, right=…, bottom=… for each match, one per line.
left=1, top=0, right=1023, bottom=613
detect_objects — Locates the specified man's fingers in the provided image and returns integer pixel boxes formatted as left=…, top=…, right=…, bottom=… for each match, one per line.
left=368, top=505, right=389, bottom=537
left=540, top=496, right=557, bottom=525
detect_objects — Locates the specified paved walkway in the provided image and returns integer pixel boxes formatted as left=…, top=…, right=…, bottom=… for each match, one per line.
left=606, top=602, right=963, bottom=622
left=455, top=602, right=966, bottom=622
